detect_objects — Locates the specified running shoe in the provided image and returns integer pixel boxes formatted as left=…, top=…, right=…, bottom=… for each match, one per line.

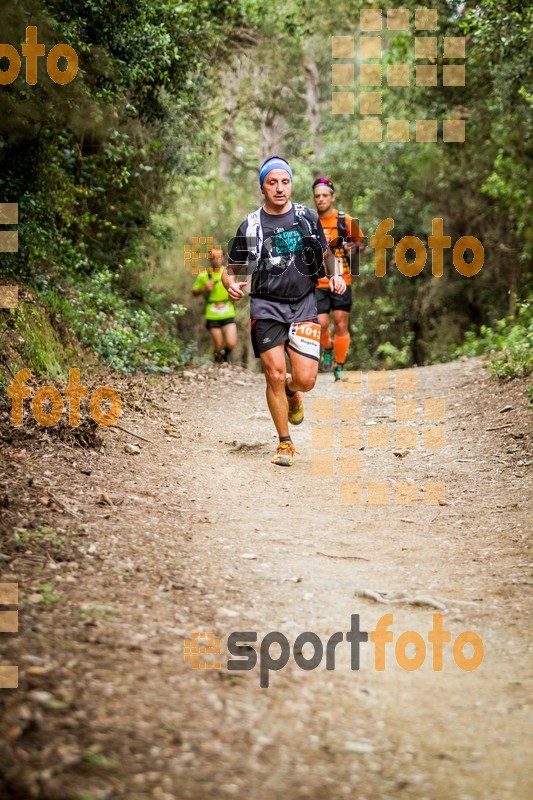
left=334, top=365, right=343, bottom=381
left=271, top=440, right=296, bottom=466
left=287, top=391, right=304, bottom=425
left=321, top=347, right=334, bottom=372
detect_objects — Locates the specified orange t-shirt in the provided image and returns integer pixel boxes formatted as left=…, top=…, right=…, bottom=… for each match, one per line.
left=317, top=210, right=364, bottom=289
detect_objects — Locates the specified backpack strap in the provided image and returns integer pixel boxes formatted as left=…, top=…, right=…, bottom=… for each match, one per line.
left=293, top=203, right=316, bottom=236
left=337, top=210, right=348, bottom=242
left=245, top=207, right=263, bottom=265
left=294, top=204, right=326, bottom=280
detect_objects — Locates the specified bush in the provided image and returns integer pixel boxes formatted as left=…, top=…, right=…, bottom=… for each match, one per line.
left=455, top=302, right=533, bottom=379
left=61, top=266, right=190, bottom=373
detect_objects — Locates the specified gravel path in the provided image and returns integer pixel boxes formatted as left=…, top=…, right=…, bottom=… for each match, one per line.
left=0, top=359, right=531, bottom=799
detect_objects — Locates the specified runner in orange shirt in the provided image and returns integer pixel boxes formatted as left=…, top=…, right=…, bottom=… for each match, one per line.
left=312, top=177, right=366, bottom=380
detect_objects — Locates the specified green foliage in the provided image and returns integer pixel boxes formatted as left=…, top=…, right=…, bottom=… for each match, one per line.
left=14, top=525, right=70, bottom=549
left=0, top=0, right=280, bottom=283
left=0, top=0, right=275, bottom=373
left=82, top=750, right=109, bottom=768
left=463, top=1, right=533, bottom=268
left=61, top=266, right=189, bottom=372
left=456, top=303, right=533, bottom=378
left=375, top=335, right=415, bottom=369
left=32, top=582, right=60, bottom=605
left=0, top=296, right=84, bottom=388
left=490, top=342, right=532, bottom=380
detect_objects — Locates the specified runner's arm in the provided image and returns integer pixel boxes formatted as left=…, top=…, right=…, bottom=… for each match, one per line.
left=222, top=264, right=247, bottom=301
left=223, top=227, right=249, bottom=301
left=192, top=272, right=212, bottom=297
left=192, top=278, right=213, bottom=297
left=323, top=248, right=338, bottom=277
left=319, top=224, right=346, bottom=294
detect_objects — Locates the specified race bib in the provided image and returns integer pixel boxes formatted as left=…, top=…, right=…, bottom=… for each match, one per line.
left=288, top=321, right=321, bottom=361
left=211, top=302, right=230, bottom=315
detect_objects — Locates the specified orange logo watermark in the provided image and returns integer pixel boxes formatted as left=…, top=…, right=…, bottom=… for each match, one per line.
left=191, top=217, right=483, bottom=280
left=184, top=631, right=222, bottom=669
left=312, top=369, right=446, bottom=506
left=0, top=203, right=18, bottom=254
left=0, top=26, right=78, bottom=86
left=0, top=285, right=18, bottom=308
left=6, top=369, right=121, bottom=427
left=332, top=7, right=467, bottom=143
left=0, top=583, right=19, bottom=689
left=184, top=237, right=223, bottom=274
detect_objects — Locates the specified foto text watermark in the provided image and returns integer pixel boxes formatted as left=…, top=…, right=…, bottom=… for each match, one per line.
left=7, top=369, right=121, bottom=427
left=0, top=27, right=78, bottom=86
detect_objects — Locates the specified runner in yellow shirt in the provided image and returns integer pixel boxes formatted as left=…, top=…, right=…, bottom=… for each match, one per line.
left=192, top=246, right=237, bottom=363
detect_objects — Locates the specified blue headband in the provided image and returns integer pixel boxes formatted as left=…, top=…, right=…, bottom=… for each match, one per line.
left=259, top=156, right=293, bottom=186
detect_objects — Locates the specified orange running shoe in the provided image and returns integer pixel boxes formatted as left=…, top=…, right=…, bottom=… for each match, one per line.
left=287, top=391, right=304, bottom=425
left=271, top=440, right=297, bottom=466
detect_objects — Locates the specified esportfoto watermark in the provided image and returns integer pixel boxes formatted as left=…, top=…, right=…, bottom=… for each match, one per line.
left=185, top=217, right=484, bottom=280
left=0, top=203, right=19, bottom=254
left=185, top=613, right=484, bottom=687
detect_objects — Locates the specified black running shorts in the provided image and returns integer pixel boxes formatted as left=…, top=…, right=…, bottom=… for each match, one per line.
left=250, top=318, right=321, bottom=361
left=316, top=286, right=353, bottom=315
left=206, top=317, right=235, bottom=330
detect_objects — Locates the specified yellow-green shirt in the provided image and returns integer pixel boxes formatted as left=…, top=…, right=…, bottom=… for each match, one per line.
left=192, top=269, right=235, bottom=321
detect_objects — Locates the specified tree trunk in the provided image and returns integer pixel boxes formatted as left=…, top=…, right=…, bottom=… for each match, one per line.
left=219, top=95, right=238, bottom=182
left=304, top=47, right=321, bottom=158
left=259, top=105, right=286, bottom=165
left=218, top=59, right=246, bottom=182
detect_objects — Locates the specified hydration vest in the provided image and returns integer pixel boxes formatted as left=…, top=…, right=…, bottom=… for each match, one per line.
left=336, top=211, right=348, bottom=245
left=245, top=204, right=325, bottom=304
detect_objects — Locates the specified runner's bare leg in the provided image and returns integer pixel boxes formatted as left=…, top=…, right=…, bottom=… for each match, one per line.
left=318, top=312, right=331, bottom=340
left=210, top=327, right=224, bottom=352
left=260, top=343, right=289, bottom=437
left=332, top=309, right=349, bottom=336
left=222, top=322, right=237, bottom=351
left=287, top=347, right=318, bottom=394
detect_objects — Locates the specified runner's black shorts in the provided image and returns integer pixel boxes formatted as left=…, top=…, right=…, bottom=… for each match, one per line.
left=250, top=318, right=320, bottom=360
left=206, top=317, right=235, bottom=330
left=316, top=286, right=352, bottom=314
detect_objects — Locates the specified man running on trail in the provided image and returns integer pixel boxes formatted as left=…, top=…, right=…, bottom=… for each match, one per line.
left=192, top=245, right=237, bottom=363
left=222, top=156, right=346, bottom=466
left=312, top=177, right=366, bottom=380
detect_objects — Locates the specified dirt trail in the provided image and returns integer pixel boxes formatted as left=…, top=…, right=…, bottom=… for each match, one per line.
left=0, top=359, right=531, bottom=800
